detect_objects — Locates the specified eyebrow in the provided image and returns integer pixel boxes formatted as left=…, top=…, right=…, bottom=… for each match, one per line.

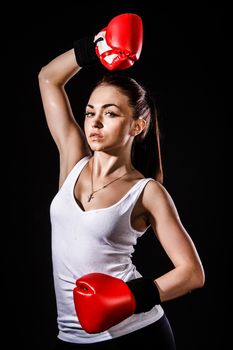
left=87, top=103, right=121, bottom=109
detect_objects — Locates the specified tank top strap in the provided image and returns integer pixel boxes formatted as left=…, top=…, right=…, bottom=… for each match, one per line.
left=119, top=178, right=154, bottom=214
left=61, top=156, right=91, bottom=189
left=130, top=177, right=154, bottom=201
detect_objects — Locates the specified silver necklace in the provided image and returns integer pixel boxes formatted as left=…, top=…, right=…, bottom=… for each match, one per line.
left=87, top=159, right=134, bottom=202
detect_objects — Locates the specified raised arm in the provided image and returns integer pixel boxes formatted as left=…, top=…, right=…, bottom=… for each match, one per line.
left=38, top=14, right=143, bottom=187
left=38, top=49, right=91, bottom=187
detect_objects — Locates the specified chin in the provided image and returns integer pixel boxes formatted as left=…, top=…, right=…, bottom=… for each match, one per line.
left=89, top=144, right=105, bottom=151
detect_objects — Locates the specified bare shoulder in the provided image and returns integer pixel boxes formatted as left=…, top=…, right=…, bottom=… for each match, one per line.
left=144, top=180, right=170, bottom=199
left=142, top=180, right=175, bottom=211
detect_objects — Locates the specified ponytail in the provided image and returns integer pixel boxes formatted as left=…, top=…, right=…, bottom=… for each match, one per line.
left=132, top=93, right=163, bottom=183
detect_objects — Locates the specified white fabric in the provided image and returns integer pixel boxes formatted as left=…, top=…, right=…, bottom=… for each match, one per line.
left=50, top=156, right=164, bottom=344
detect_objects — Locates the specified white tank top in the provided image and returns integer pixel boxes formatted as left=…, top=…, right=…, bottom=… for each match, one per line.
left=50, top=156, right=164, bottom=344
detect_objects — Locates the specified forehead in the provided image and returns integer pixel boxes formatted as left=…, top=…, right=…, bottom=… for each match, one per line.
left=88, top=85, right=129, bottom=106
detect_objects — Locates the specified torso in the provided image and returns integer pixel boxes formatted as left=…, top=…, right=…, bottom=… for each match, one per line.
left=73, top=159, right=150, bottom=232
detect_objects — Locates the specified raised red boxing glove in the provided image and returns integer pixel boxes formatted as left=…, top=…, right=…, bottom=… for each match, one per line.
left=94, top=13, right=143, bottom=71
left=73, top=272, right=161, bottom=333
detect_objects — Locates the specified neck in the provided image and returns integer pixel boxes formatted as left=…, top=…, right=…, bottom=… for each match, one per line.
left=92, top=151, right=133, bottom=177
left=87, top=152, right=135, bottom=203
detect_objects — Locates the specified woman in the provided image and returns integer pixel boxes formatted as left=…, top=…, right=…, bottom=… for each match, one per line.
left=38, top=36, right=205, bottom=349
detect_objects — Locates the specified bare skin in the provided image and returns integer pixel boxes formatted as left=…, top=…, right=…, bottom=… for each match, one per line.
left=38, top=48, right=205, bottom=303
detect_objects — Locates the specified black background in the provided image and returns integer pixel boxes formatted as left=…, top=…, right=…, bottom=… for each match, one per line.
left=5, top=1, right=228, bottom=349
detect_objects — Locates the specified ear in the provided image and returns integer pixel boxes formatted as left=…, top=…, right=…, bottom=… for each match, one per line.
left=130, top=118, right=147, bottom=137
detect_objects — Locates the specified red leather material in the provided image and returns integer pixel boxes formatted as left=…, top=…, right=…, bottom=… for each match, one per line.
left=73, top=272, right=136, bottom=333
left=95, top=13, right=143, bottom=71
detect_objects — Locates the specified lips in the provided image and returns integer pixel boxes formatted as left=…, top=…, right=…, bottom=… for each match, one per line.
left=89, top=132, right=104, bottom=141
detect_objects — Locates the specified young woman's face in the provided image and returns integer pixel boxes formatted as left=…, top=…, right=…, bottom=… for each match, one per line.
left=84, top=85, right=135, bottom=152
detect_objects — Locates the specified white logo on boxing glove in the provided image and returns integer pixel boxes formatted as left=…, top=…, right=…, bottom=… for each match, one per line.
left=94, top=30, right=118, bottom=65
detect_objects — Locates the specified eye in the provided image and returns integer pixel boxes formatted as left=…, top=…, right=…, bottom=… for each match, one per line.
left=105, top=111, right=117, bottom=117
left=84, top=111, right=94, bottom=118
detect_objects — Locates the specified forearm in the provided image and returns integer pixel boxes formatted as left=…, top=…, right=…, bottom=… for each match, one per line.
left=38, top=48, right=81, bottom=86
left=155, top=264, right=205, bottom=302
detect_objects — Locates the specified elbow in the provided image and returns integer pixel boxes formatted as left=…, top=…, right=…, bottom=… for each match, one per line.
left=38, top=66, right=50, bottom=84
left=196, top=270, right=205, bottom=289
left=38, top=66, right=65, bottom=87
left=191, top=263, right=205, bottom=290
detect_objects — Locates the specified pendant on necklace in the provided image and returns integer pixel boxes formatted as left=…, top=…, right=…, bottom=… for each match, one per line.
left=87, top=193, right=94, bottom=202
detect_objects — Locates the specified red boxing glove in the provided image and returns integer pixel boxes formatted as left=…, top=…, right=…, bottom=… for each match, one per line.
left=73, top=272, right=160, bottom=333
left=73, top=273, right=136, bottom=333
left=94, top=13, right=143, bottom=71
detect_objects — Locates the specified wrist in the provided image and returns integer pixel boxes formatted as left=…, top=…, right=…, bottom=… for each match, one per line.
left=126, top=277, right=161, bottom=314
left=73, top=36, right=98, bottom=67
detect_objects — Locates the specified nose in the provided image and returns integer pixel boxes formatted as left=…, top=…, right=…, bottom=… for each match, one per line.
left=91, top=112, right=103, bottom=129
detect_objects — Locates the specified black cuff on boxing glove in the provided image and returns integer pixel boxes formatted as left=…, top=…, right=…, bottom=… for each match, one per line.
left=126, top=277, right=161, bottom=314
left=73, top=36, right=99, bottom=67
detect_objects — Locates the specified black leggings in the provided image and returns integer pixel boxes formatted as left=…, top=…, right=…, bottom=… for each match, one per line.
left=53, top=314, right=176, bottom=349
